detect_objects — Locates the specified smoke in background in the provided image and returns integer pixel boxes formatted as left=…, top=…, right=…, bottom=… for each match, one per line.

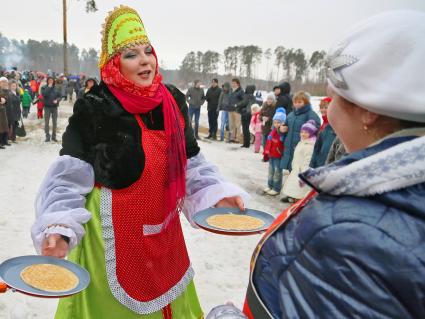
left=0, top=33, right=100, bottom=77
left=1, top=42, right=24, bottom=70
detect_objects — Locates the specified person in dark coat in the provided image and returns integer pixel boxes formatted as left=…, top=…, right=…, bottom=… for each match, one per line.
left=273, top=81, right=292, bottom=115
left=0, top=81, right=9, bottom=148
left=41, top=77, right=62, bottom=142
left=218, top=82, right=231, bottom=141
left=228, top=78, right=245, bottom=143
left=238, top=85, right=256, bottom=148
left=310, top=97, right=337, bottom=168
left=259, top=93, right=276, bottom=161
left=207, top=10, right=425, bottom=319
left=205, top=78, right=222, bottom=139
left=186, top=80, right=206, bottom=139
left=77, top=77, right=98, bottom=100
left=7, top=81, right=21, bottom=142
left=0, top=77, right=11, bottom=147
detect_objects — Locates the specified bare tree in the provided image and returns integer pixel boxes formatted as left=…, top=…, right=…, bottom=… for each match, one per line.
left=274, top=46, right=285, bottom=81
left=309, top=50, right=327, bottom=83
left=293, top=49, right=307, bottom=81
left=241, top=45, right=262, bottom=79
left=264, top=48, right=272, bottom=81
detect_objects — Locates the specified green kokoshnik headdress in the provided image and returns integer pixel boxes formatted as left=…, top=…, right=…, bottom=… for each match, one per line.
left=99, top=5, right=151, bottom=68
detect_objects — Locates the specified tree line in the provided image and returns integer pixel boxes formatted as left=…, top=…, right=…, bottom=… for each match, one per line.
left=0, top=33, right=99, bottom=77
left=179, top=45, right=327, bottom=86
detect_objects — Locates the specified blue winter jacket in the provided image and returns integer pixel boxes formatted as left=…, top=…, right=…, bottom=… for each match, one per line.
left=309, top=124, right=337, bottom=168
left=280, top=104, right=320, bottom=170
left=253, top=134, right=425, bottom=319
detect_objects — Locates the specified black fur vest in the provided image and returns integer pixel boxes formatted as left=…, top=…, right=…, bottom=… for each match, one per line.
left=60, top=82, right=200, bottom=189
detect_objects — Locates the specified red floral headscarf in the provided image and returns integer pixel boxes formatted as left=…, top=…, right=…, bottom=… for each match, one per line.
left=101, top=47, right=187, bottom=231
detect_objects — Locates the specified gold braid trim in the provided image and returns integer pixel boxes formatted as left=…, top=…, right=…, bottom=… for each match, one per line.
left=99, top=5, right=150, bottom=68
left=111, top=17, right=141, bottom=51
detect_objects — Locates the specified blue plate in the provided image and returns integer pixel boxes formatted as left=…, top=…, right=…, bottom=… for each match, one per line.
left=0, top=255, right=90, bottom=298
left=193, top=207, right=275, bottom=236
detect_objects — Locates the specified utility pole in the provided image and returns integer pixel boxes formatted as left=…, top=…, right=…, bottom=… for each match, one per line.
left=63, top=0, right=68, bottom=75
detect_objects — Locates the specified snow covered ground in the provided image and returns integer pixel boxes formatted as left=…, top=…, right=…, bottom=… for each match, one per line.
left=0, top=99, right=298, bottom=318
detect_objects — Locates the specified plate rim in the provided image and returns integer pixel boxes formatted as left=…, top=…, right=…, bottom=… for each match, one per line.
left=193, top=207, right=274, bottom=235
left=0, top=255, right=90, bottom=297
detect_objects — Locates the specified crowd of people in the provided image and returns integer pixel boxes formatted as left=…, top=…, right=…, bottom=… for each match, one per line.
left=187, top=77, right=346, bottom=203
left=0, top=69, right=98, bottom=146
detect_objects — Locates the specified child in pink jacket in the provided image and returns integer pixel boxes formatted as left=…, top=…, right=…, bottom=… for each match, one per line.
left=249, top=103, right=262, bottom=153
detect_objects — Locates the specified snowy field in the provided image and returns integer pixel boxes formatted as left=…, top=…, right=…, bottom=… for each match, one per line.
left=0, top=97, right=310, bottom=318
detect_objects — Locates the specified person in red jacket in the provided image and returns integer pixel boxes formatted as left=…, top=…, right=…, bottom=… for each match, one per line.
left=262, top=107, right=286, bottom=196
left=33, top=94, right=44, bottom=119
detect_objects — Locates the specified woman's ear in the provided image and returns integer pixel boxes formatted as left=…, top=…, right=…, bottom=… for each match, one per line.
left=361, top=110, right=380, bottom=127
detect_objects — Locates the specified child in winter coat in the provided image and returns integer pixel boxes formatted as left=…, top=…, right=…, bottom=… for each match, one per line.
left=263, top=108, right=286, bottom=196
left=21, top=89, right=32, bottom=118
left=33, top=94, right=44, bottom=119
left=281, top=120, right=318, bottom=202
left=310, top=97, right=337, bottom=168
left=249, top=103, right=262, bottom=153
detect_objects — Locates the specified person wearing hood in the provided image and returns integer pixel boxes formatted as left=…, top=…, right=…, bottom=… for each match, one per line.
left=41, top=76, right=62, bottom=142
left=238, top=85, right=257, bottom=148
left=218, top=82, right=231, bottom=141
left=273, top=81, right=293, bottom=115
left=31, top=6, right=247, bottom=318
left=207, top=10, right=425, bottom=319
left=205, top=78, right=222, bottom=139
left=77, top=77, right=98, bottom=99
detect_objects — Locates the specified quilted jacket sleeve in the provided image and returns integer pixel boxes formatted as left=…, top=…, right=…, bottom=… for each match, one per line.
left=254, top=200, right=425, bottom=319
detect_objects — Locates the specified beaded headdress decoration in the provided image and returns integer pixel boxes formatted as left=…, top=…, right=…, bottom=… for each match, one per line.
left=99, top=5, right=150, bottom=68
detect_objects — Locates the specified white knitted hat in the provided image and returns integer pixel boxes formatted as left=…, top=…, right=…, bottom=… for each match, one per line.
left=327, top=10, right=425, bottom=123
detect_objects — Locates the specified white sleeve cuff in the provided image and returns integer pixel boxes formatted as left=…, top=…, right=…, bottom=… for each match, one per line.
left=31, top=155, right=94, bottom=254
left=184, top=153, right=249, bottom=225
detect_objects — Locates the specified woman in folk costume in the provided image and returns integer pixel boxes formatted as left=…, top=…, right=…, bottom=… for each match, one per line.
left=31, top=6, right=247, bottom=319
left=208, top=10, right=425, bottom=319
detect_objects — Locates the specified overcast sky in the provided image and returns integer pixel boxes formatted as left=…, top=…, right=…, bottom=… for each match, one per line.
left=1, top=0, right=424, bottom=76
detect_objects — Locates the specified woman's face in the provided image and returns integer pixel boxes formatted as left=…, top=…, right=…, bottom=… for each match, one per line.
left=10, top=83, right=17, bottom=91
left=327, top=86, right=367, bottom=153
left=120, top=44, right=157, bottom=87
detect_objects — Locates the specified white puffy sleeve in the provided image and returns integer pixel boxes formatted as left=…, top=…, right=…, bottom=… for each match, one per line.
left=31, top=155, right=94, bottom=254
left=183, top=153, right=249, bottom=225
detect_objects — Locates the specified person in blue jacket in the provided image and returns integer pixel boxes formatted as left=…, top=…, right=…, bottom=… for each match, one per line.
left=279, top=91, right=320, bottom=202
left=310, top=97, right=337, bottom=168
left=207, top=10, right=425, bottom=319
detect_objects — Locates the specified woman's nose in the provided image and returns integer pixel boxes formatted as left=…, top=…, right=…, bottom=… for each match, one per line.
left=138, top=53, right=149, bottom=65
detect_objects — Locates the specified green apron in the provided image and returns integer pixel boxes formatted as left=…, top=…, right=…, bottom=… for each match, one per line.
left=55, top=188, right=203, bottom=319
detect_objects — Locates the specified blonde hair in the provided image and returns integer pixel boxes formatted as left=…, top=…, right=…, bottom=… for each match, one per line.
left=251, top=103, right=260, bottom=113
left=293, top=91, right=310, bottom=104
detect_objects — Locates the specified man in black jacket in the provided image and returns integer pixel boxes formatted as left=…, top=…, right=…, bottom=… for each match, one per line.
left=41, top=77, right=62, bottom=142
left=274, top=81, right=293, bottom=115
left=239, top=85, right=256, bottom=148
left=205, top=79, right=222, bottom=139
left=228, top=78, right=244, bottom=143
